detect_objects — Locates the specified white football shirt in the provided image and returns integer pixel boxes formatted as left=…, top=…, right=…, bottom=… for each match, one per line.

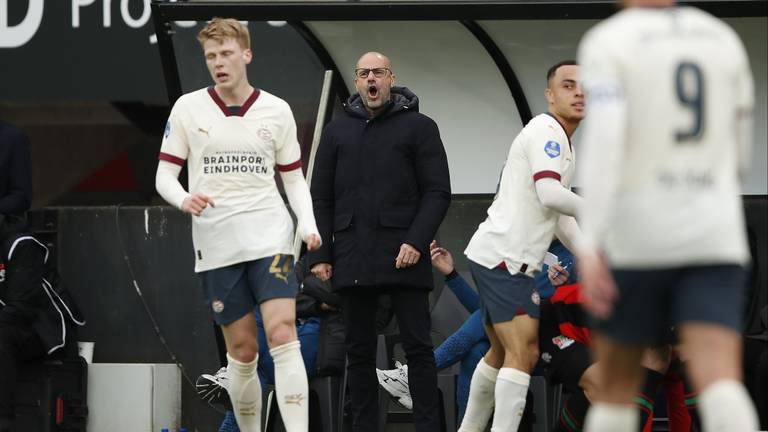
left=159, top=87, right=304, bottom=272
left=465, top=113, right=576, bottom=275
left=577, top=6, right=754, bottom=267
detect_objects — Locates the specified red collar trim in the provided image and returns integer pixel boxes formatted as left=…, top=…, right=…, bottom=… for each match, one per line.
left=207, top=86, right=260, bottom=117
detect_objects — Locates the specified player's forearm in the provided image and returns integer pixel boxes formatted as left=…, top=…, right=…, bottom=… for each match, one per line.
left=576, top=73, right=626, bottom=251
left=578, top=165, right=620, bottom=253
left=155, top=161, right=189, bottom=209
left=535, top=178, right=582, bottom=217
left=280, top=169, right=320, bottom=242
left=555, top=215, right=584, bottom=255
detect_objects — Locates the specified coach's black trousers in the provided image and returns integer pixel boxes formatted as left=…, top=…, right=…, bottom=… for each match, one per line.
left=342, top=286, right=440, bottom=432
left=0, top=324, right=45, bottom=419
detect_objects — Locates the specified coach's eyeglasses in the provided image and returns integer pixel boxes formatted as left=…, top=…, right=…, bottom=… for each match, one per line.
left=354, top=67, right=392, bottom=79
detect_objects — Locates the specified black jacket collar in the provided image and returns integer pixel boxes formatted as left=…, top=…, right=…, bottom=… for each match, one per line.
left=343, top=86, right=420, bottom=120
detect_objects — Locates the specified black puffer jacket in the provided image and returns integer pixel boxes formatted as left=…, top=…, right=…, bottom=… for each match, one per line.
left=0, top=233, right=85, bottom=354
left=308, top=87, right=451, bottom=291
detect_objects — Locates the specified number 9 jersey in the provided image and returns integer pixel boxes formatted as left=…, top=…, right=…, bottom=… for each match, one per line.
left=576, top=6, right=754, bottom=268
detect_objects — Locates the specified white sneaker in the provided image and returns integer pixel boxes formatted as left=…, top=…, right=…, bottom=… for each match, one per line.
left=376, top=361, right=412, bottom=410
left=196, top=366, right=231, bottom=409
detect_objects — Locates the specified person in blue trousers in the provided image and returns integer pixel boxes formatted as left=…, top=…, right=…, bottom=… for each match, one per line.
left=376, top=240, right=575, bottom=424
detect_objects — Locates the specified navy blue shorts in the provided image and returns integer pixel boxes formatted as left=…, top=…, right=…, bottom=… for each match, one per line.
left=198, top=254, right=298, bottom=325
left=596, top=264, right=747, bottom=345
left=469, top=259, right=540, bottom=324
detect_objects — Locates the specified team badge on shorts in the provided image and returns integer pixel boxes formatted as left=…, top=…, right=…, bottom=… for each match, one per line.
left=211, top=299, right=225, bottom=314
left=544, top=141, right=561, bottom=158
left=531, top=291, right=541, bottom=306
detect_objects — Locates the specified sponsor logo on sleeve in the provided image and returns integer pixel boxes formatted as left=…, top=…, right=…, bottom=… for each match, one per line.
left=544, top=141, right=561, bottom=158
left=164, top=121, right=171, bottom=138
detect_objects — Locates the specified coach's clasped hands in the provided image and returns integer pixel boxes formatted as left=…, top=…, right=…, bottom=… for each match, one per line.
left=395, top=243, right=421, bottom=269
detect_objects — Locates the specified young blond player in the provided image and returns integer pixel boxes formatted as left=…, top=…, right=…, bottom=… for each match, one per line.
left=155, top=18, right=320, bottom=432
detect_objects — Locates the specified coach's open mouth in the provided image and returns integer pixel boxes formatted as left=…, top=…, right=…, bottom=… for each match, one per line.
left=368, top=85, right=379, bottom=99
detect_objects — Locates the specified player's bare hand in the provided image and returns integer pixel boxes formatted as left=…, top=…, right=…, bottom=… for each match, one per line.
left=547, top=263, right=570, bottom=287
left=578, top=249, right=617, bottom=319
left=305, top=233, right=321, bottom=251
left=311, top=263, right=333, bottom=281
left=429, top=240, right=454, bottom=275
left=181, top=193, right=215, bottom=216
left=395, top=243, right=421, bottom=269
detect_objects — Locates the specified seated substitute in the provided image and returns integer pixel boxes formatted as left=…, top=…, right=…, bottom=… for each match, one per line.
left=0, top=214, right=85, bottom=432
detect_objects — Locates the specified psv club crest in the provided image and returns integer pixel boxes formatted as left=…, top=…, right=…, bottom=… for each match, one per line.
left=257, top=127, right=273, bottom=142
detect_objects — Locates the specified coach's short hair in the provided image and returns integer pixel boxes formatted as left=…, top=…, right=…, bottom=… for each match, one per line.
left=547, top=60, right=578, bottom=86
left=197, top=18, right=251, bottom=50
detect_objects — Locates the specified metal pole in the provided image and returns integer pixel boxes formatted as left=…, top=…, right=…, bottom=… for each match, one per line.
left=293, top=70, right=335, bottom=262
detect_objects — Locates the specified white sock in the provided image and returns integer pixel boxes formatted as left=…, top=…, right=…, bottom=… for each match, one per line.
left=490, top=368, right=530, bottom=432
left=270, top=340, right=309, bottom=432
left=227, top=353, right=262, bottom=432
left=459, top=358, right=500, bottom=432
left=584, top=402, right=637, bottom=432
left=699, top=379, right=759, bottom=432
